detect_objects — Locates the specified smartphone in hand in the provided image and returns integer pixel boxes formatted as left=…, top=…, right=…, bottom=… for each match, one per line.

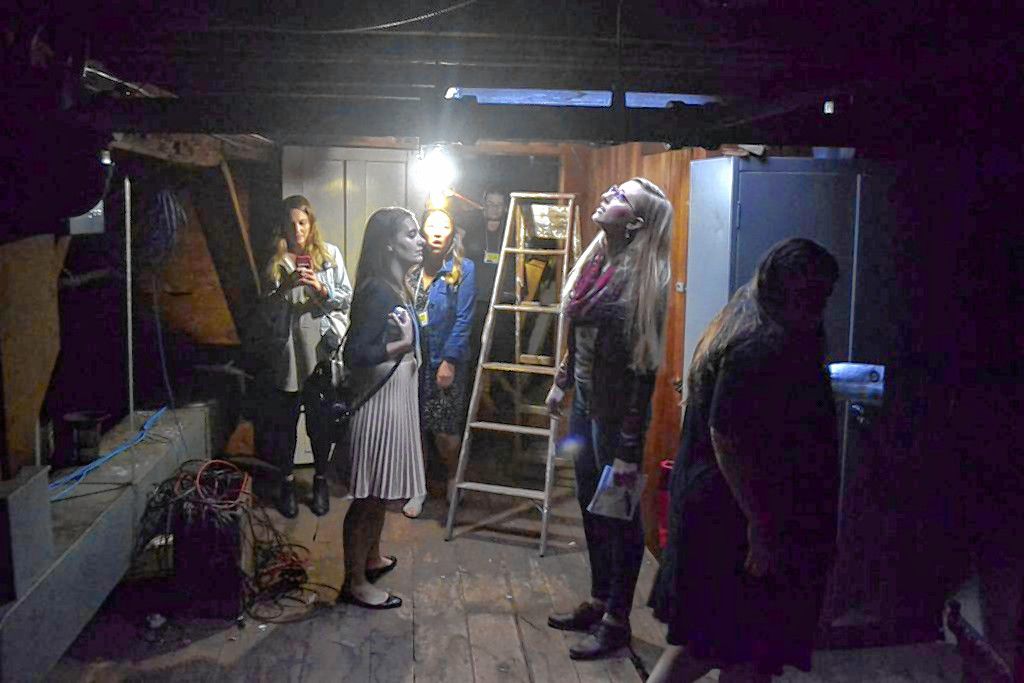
left=295, top=254, right=312, bottom=271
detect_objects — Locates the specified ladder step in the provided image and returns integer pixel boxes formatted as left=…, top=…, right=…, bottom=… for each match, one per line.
left=503, top=247, right=567, bottom=256
left=493, top=304, right=561, bottom=314
left=520, top=354, right=554, bottom=366
left=517, top=404, right=550, bottom=416
left=470, top=421, right=551, bottom=437
left=481, top=362, right=558, bottom=375
left=457, top=481, right=546, bottom=501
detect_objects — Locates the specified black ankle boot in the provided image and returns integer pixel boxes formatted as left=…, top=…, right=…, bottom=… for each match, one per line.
left=277, top=478, right=298, bottom=518
left=310, top=475, right=329, bottom=516
left=548, top=601, right=606, bottom=632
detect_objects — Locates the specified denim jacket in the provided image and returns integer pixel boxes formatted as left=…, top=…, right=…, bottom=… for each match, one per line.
left=415, top=257, right=476, bottom=369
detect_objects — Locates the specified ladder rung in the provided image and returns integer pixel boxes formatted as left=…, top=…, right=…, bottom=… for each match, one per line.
left=456, top=481, right=546, bottom=500
left=493, top=304, right=561, bottom=314
left=481, top=362, right=557, bottom=375
left=520, top=354, right=554, bottom=366
left=470, top=421, right=551, bottom=437
left=503, top=248, right=566, bottom=256
left=518, top=404, right=550, bottom=417
left=509, top=192, right=577, bottom=200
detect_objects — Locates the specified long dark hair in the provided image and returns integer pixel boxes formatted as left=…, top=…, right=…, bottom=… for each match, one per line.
left=354, top=206, right=417, bottom=301
left=687, top=237, right=839, bottom=404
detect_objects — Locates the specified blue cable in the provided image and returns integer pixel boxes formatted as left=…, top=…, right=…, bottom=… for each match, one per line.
left=50, top=407, right=169, bottom=501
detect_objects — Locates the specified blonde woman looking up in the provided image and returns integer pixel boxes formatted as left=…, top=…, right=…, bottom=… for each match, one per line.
left=257, top=195, right=351, bottom=519
left=545, top=178, right=673, bottom=660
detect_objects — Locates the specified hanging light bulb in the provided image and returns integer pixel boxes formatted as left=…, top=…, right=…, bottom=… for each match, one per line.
left=414, top=146, right=457, bottom=196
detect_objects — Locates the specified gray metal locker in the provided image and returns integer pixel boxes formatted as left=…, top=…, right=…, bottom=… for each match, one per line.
left=683, top=157, right=931, bottom=645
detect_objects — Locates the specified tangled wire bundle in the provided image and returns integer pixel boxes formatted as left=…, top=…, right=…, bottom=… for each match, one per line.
left=134, top=459, right=336, bottom=622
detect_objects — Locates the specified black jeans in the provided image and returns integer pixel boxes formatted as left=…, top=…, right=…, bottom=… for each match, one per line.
left=569, top=381, right=646, bottom=622
left=254, top=383, right=332, bottom=478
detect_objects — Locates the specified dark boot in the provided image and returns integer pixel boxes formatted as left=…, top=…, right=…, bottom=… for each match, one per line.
left=277, top=477, right=298, bottom=518
left=569, top=620, right=631, bottom=660
left=548, top=600, right=606, bottom=632
left=310, top=475, right=329, bottom=516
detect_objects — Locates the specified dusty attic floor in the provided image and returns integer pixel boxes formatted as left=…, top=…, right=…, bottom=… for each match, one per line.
left=48, top=460, right=963, bottom=683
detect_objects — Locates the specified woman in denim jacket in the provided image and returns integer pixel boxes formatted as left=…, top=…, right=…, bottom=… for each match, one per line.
left=258, top=195, right=352, bottom=518
left=403, top=208, right=476, bottom=517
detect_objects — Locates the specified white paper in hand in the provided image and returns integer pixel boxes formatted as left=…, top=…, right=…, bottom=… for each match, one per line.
left=586, top=465, right=646, bottom=520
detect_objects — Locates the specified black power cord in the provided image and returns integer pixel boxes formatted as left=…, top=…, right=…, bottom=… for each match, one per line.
left=133, top=460, right=339, bottom=624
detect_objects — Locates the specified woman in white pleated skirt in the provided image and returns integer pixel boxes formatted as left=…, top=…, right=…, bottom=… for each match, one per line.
left=339, top=207, right=426, bottom=610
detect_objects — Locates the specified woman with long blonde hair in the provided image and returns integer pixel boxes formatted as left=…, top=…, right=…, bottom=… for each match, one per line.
left=545, top=178, right=673, bottom=660
left=255, top=195, right=351, bottom=518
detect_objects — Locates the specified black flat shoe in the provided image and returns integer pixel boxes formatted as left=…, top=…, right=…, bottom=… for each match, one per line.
left=337, top=590, right=402, bottom=610
left=569, top=621, right=632, bottom=660
left=310, top=475, right=329, bottom=516
left=277, top=478, right=298, bottom=519
left=548, top=601, right=605, bottom=632
left=365, top=555, right=398, bottom=583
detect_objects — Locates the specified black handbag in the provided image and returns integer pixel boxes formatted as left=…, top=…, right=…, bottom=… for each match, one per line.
left=302, top=335, right=403, bottom=446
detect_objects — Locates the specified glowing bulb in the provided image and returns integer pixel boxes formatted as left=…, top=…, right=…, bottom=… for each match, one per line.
left=414, top=146, right=457, bottom=195
left=428, top=189, right=449, bottom=210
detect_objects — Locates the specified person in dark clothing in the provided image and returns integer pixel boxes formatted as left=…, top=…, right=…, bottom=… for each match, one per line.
left=462, top=190, right=516, bottom=418
left=545, top=178, right=674, bottom=660
left=647, top=238, right=841, bottom=682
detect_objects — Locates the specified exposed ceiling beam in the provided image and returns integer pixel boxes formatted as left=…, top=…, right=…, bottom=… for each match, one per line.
left=82, top=95, right=861, bottom=147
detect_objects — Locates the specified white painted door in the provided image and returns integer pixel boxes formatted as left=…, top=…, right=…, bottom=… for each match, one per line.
left=282, top=146, right=426, bottom=464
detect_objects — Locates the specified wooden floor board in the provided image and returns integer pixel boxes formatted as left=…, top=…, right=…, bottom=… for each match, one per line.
left=467, top=613, right=533, bottom=683
left=410, top=500, right=475, bottom=683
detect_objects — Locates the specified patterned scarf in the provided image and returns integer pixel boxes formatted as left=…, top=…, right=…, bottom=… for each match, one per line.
left=564, top=250, right=624, bottom=323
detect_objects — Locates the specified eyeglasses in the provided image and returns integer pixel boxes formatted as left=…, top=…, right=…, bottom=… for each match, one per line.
left=605, top=185, right=634, bottom=211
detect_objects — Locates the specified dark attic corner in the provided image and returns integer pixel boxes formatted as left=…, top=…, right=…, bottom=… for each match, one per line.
left=0, top=2, right=1021, bottom=681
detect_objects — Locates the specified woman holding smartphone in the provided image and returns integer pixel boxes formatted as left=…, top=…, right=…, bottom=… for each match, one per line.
left=258, top=195, right=352, bottom=518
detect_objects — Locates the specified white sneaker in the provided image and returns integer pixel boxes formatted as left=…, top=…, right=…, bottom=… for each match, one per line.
left=403, top=494, right=425, bottom=518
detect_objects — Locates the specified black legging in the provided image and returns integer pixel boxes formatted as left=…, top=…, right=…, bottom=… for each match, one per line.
left=254, top=383, right=332, bottom=477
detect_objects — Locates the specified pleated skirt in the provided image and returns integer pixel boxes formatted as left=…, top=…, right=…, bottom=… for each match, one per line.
left=348, top=355, right=426, bottom=500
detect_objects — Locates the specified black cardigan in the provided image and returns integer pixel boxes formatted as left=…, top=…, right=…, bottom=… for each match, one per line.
left=343, top=277, right=418, bottom=369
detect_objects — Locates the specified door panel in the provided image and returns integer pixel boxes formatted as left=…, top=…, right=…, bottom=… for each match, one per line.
left=736, top=171, right=857, bottom=363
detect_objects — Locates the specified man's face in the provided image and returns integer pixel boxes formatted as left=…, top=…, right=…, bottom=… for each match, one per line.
left=484, top=193, right=505, bottom=222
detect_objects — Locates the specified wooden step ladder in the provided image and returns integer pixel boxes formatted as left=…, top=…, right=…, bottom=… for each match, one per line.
left=445, top=192, right=579, bottom=555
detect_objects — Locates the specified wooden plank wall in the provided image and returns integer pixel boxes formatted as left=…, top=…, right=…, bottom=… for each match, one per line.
left=560, top=143, right=717, bottom=552
left=0, top=235, right=70, bottom=477
left=134, top=195, right=240, bottom=346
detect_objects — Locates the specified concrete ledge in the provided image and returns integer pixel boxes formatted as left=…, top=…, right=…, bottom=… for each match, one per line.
left=0, top=407, right=210, bottom=683
left=0, top=466, right=54, bottom=602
